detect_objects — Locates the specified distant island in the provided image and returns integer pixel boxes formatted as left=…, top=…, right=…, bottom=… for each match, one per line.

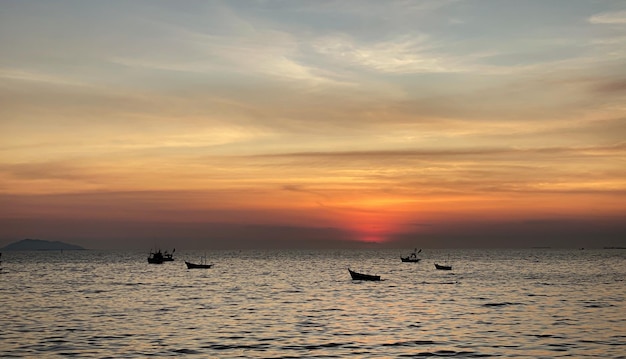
left=1, top=239, right=86, bottom=251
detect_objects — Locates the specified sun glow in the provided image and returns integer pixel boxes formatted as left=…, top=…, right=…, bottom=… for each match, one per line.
left=333, top=196, right=418, bottom=243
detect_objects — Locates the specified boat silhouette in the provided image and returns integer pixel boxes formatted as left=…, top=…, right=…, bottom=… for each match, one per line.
left=348, top=268, right=381, bottom=281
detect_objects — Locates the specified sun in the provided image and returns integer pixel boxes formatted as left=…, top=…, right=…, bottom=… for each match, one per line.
left=339, top=205, right=409, bottom=243
left=320, top=193, right=423, bottom=244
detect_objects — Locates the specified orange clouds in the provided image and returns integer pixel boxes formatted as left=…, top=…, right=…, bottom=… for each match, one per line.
left=1, top=1, right=626, bottom=248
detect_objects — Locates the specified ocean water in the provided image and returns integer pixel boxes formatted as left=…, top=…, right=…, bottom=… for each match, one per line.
left=0, top=248, right=624, bottom=358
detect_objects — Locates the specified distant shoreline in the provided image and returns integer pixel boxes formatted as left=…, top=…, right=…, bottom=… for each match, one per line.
left=1, top=239, right=86, bottom=251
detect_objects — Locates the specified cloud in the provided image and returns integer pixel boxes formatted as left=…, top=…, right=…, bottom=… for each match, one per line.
left=103, top=6, right=351, bottom=87
left=594, top=79, right=626, bottom=93
left=282, top=185, right=330, bottom=200
left=589, top=10, right=626, bottom=24
left=109, top=35, right=340, bottom=86
left=0, top=162, right=88, bottom=181
left=257, top=143, right=626, bottom=160
left=0, top=68, right=88, bottom=87
left=312, top=34, right=466, bottom=74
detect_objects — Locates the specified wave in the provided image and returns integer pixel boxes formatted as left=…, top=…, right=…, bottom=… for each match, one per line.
left=410, top=350, right=492, bottom=357
left=481, top=302, right=524, bottom=307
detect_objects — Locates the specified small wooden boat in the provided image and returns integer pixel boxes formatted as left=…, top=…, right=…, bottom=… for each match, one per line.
left=185, top=261, right=212, bottom=269
left=185, top=254, right=212, bottom=269
left=434, top=263, right=452, bottom=270
left=348, top=268, right=381, bottom=281
left=401, top=248, right=422, bottom=262
left=185, top=260, right=212, bottom=269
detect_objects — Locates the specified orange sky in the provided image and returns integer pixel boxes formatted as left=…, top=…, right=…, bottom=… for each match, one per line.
left=1, top=1, right=625, bottom=249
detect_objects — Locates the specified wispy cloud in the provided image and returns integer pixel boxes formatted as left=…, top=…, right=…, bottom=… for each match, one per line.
left=0, top=68, right=88, bottom=87
left=313, top=34, right=455, bottom=74
left=594, top=79, right=626, bottom=93
left=255, top=143, right=626, bottom=160
left=589, top=10, right=626, bottom=24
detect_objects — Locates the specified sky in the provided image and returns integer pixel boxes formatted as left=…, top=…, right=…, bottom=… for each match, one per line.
left=1, top=0, right=625, bottom=249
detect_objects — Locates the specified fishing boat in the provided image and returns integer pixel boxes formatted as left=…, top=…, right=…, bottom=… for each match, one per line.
left=348, top=268, right=381, bottom=281
left=147, top=250, right=165, bottom=264
left=185, top=255, right=212, bottom=269
left=162, top=249, right=175, bottom=261
left=401, top=248, right=422, bottom=262
left=434, top=263, right=452, bottom=270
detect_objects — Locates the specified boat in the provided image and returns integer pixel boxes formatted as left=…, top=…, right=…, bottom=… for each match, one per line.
left=162, top=248, right=175, bottom=261
left=185, top=261, right=212, bottom=269
left=147, top=250, right=165, bottom=264
left=348, top=268, right=381, bottom=281
left=434, top=263, right=452, bottom=270
left=185, top=255, right=212, bottom=269
left=401, top=248, right=422, bottom=262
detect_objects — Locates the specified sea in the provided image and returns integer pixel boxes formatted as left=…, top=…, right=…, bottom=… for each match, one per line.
left=0, top=248, right=624, bottom=358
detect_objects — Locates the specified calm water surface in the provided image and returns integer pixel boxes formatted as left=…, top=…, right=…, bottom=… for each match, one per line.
left=1, top=249, right=624, bottom=358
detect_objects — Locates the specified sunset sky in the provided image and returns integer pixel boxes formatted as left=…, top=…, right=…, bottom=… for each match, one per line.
left=1, top=1, right=625, bottom=249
